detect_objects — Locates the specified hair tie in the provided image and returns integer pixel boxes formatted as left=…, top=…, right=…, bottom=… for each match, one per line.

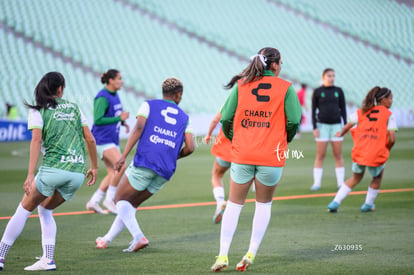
left=250, top=54, right=267, bottom=67
left=376, top=88, right=391, bottom=102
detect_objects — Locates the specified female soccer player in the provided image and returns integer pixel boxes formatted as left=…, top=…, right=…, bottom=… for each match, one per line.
left=310, top=68, right=347, bottom=191
left=0, top=72, right=98, bottom=271
left=203, top=112, right=232, bottom=224
left=94, top=77, right=194, bottom=252
left=86, top=69, right=129, bottom=214
left=328, top=87, right=397, bottom=212
left=211, top=47, right=301, bottom=272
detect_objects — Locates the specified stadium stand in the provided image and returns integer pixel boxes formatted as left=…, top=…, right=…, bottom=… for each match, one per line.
left=0, top=0, right=413, bottom=128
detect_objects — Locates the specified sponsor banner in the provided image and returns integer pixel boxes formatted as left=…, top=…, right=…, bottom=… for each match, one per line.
left=0, top=120, right=32, bottom=142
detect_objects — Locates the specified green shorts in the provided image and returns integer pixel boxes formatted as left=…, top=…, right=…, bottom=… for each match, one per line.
left=125, top=163, right=168, bottom=194
left=35, top=166, right=85, bottom=201
left=216, top=157, right=231, bottom=168
left=96, top=143, right=120, bottom=160
left=352, top=162, right=385, bottom=177
left=230, top=163, right=283, bottom=186
left=316, top=123, right=343, bottom=142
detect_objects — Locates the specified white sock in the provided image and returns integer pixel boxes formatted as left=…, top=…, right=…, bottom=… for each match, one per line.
left=248, top=201, right=272, bottom=256
left=365, top=187, right=379, bottom=205
left=38, top=206, right=56, bottom=260
left=90, top=189, right=105, bottom=204
left=335, top=167, right=345, bottom=187
left=0, top=242, right=11, bottom=258
left=213, top=187, right=225, bottom=210
left=313, top=168, right=323, bottom=187
left=106, top=185, right=117, bottom=201
left=103, top=215, right=126, bottom=242
left=333, top=184, right=352, bottom=204
left=116, top=200, right=143, bottom=240
left=219, top=201, right=243, bottom=256
left=0, top=203, right=32, bottom=248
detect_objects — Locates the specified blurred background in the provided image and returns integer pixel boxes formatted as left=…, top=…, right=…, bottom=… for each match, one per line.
left=1, top=0, right=413, bottom=137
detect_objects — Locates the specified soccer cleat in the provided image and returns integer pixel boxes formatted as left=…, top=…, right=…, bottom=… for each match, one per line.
left=310, top=184, right=321, bottom=191
left=236, top=252, right=255, bottom=272
left=86, top=201, right=107, bottom=214
left=96, top=236, right=111, bottom=249
left=122, top=237, right=149, bottom=253
left=327, top=201, right=340, bottom=212
left=103, top=199, right=118, bottom=215
left=213, top=202, right=227, bottom=224
left=360, top=203, right=375, bottom=212
left=211, top=255, right=228, bottom=272
left=0, top=257, right=4, bottom=270
left=24, top=257, right=56, bottom=271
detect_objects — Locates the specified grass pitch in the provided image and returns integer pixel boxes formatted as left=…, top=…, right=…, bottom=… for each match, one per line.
left=0, top=129, right=413, bottom=274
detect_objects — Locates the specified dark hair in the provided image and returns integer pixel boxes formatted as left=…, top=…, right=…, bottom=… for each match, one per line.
left=322, top=68, right=334, bottom=77
left=361, top=86, right=392, bottom=113
left=24, top=72, right=65, bottom=110
left=301, top=83, right=307, bottom=89
left=224, top=47, right=281, bottom=89
left=162, top=77, right=183, bottom=96
left=101, top=69, right=120, bottom=84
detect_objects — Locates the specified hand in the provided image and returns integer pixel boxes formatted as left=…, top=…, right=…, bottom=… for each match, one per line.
left=123, top=122, right=130, bottom=134
left=23, top=174, right=35, bottom=195
left=86, top=168, right=98, bottom=186
left=313, top=129, right=319, bottom=138
left=120, top=111, right=130, bottom=121
left=335, top=131, right=342, bottom=137
left=202, top=135, right=212, bottom=144
left=114, top=156, right=126, bottom=172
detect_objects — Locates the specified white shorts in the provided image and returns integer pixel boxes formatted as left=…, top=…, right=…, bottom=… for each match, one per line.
left=96, top=143, right=119, bottom=160
left=315, top=123, right=343, bottom=142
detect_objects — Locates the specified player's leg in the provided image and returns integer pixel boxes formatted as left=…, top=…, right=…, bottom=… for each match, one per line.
left=101, top=147, right=125, bottom=214
left=311, top=141, right=328, bottom=190
left=86, top=144, right=115, bottom=214
left=236, top=166, right=281, bottom=272
left=24, top=169, right=84, bottom=271
left=212, top=163, right=253, bottom=272
left=95, top=175, right=134, bottom=249
left=328, top=163, right=365, bottom=212
left=212, top=158, right=230, bottom=224
left=361, top=166, right=385, bottom=212
left=0, top=178, right=47, bottom=269
left=86, top=175, right=109, bottom=214
left=331, top=140, right=345, bottom=188
left=115, top=167, right=158, bottom=252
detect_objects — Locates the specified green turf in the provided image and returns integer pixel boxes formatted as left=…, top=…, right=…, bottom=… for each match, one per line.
left=0, top=129, right=413, bottom=274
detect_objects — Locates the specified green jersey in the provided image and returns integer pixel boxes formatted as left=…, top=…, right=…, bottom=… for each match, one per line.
left=28, top=98, right=88, bottom=174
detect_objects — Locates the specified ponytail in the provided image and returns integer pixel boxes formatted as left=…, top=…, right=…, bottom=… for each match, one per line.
left=24, top=72, right=65, bottom=110
left=224, top=47, right=281, bottom=89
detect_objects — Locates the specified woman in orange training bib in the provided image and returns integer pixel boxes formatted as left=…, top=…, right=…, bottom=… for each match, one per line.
left=211, top=47, right=301, bottom=272
left=327, top=87, right=397, bottom=213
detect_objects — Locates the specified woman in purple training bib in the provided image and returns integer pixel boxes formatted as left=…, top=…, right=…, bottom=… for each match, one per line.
left=95, top=77, right=194, bottom=252
left=86, top=69, right=130, bottom=214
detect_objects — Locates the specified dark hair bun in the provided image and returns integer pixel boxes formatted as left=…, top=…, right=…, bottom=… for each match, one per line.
left=101, top=73, right=107, bottom=84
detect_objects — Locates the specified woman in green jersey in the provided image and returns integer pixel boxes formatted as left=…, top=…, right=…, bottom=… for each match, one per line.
left=0, top=72, right=98, bottom=272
